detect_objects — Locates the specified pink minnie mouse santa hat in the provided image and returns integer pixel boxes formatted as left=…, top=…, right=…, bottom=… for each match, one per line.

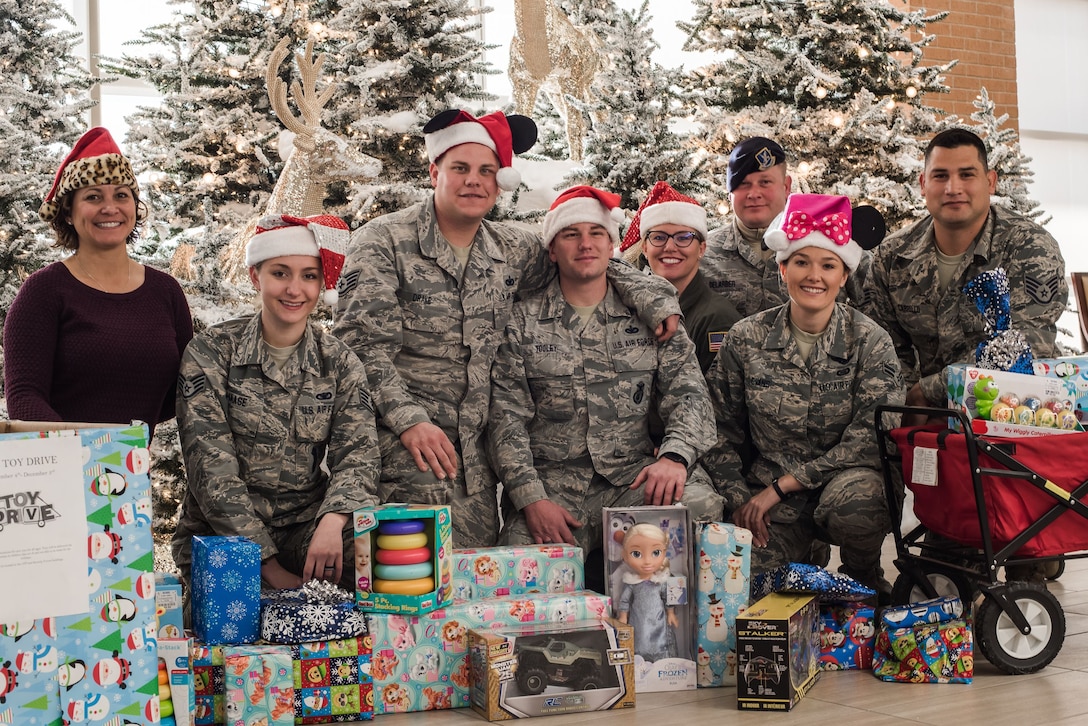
left=541, top=185, right=626, bottom=247
left=40, top=127, right=138, bottom=222
left=423, top=109, right=538, bottom=192
left=763, top=193, right=886, bottom=272
left=620, top=181, right=707, bottom=252
left=245, top=214, right=348, bottom=307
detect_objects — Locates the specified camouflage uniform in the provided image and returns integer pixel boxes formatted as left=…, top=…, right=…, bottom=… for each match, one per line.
left=703, top=220, right=871, bottom=318
left=172, top=314, right=379, bottom=592
left=865, top=204, right=1067, bottom=406
left=489, top=277, right=723, bottom=554
left=332, top=197, right=681, bottom=548
left=704, top=302, right=905, bottom=575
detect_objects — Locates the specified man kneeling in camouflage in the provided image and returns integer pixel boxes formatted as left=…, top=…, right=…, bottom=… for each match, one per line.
left=488, top=186, right=723, bottom=566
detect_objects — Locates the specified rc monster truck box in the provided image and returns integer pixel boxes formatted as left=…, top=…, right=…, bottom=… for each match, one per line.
left=469, top=619, right=635, bottom=720
left=735, top=592, right=820, bottom=711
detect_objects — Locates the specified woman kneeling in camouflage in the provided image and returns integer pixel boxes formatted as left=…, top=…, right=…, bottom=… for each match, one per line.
left=172, top=215, right=380, bottom=600
left=703, top=194, right=903, bottom=601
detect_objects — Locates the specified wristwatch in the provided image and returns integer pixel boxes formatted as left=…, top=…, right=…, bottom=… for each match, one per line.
left=660, top=451, right=688, bottom=467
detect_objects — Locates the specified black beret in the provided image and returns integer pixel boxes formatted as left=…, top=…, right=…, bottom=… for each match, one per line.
left=727, top=137, right=786, bottom=192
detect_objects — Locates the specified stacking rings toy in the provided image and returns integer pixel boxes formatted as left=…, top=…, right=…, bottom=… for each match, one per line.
left=374, top=561, right=434, bottom=581
left=376, top=532, right=428, bottom=550
left=375, top=546, right=431, bottom=566
left=378, top=519, right=426, bottom=535
left=374, top=576, right=435, bottom=595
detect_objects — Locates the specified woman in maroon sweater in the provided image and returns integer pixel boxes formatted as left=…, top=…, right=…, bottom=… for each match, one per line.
left=3, top=128, right=192, bottom=431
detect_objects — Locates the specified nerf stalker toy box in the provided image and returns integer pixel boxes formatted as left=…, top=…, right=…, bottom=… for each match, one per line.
left=0, top=421, right=162, bottom=725
left=469, top=618, right=635, bottom=721
left=353, top=504, right=453, bottom=615
left=735, top=592, right=820, bottom=712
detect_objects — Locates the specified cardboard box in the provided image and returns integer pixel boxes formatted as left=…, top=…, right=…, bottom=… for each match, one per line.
left=0, top=421, right=162, bottom=725
left=735, top=593, right=820, bottom=711
left=160, top=636, right=195, bottom=726
left=1032, top=356, right=1088, bottom=426
left=469, top=619, right=635, bottom=720
left=602, top=506, right=696, bottom=692
left=191, top=535, right=262, bottom=645
left=695, top=522, right=752, bottom=687
left=353, top=504, right=453, bottom=615
left=368, top=590, right=611, bottom=714
left=946, top=364, right=1083, bottom=437
left=452, top=545, right=584, bottom=599
left=156, top=572, right=186, bottom=639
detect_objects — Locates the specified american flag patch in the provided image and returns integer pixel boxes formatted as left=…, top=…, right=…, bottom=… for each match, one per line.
left=708, top=331, right=727, bottom=353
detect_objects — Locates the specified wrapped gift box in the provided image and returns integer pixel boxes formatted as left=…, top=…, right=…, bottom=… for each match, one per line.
left=694, top=522, right=752, bottom=688
left=260, top=581, right=366, bottom=644
left=819, top=603, right=875, bottom=671
left=874, top=619, right=973, bottom=684
left=0, top=422, right=161, bottom=725
left=290, top=636, right=373, bottom=723
left=191, top=535, right=262, bottom=645
left=224, top=645, right=295, bottom=726
left=736, top=592, right=820, bottom=711
left=469, top=618, right=635, bottom=720
left=353, top=504, right=453, bottom=615
left=946, top=364, right=1083, bottom=437
left=451, top=545, right=583, bottom=600
left=368, top=590, right=611, bottom=714
left=192, top=642, right=227, bottom=726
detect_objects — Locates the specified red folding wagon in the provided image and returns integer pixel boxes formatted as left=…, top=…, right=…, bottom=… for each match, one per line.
left=875, top=405, right=1088, bottom=674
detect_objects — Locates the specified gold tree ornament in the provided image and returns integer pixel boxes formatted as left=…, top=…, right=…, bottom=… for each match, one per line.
left=213, top=36, right=382, bottom=284
left=510, top=0, right=601, bottom=161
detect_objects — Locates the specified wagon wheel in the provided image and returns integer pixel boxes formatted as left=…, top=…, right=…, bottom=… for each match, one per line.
left=975, top=581, right=1065, bottom=675
left=890, top=565, right=976, bottom=608
left=1046, top=559, right=1065, bottom=581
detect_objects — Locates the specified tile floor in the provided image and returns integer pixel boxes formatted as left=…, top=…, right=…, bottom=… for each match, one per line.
left=368, top=540, right=1088, bottom=726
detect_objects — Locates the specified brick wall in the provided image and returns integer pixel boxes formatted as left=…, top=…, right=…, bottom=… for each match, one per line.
left=897, top=0, right=1019, bottom=131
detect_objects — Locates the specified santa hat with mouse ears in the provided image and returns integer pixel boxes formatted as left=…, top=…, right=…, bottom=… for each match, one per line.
left=245, top=214, right=349, bottom=308
left=423, top=109, right=538, bottom=192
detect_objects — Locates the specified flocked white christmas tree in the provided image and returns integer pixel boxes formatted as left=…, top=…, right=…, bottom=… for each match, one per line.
left=564, top=0, right=708, bottom=210
left=0, top=0, right=96, bottom=330
left=679, top=0, right=955, bottom=228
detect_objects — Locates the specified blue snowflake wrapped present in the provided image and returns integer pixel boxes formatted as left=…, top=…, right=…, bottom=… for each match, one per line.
left=262, top=580, right=367, bottom=644
left=192, top=535, right=262, bottom=645
left=751, top=562, right=875, bottom=602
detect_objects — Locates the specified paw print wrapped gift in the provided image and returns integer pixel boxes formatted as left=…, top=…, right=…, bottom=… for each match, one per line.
left=261, top=580, right=367, bottom=644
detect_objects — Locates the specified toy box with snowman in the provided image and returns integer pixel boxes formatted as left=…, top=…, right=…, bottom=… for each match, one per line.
left=0, top=421, right=162, bottom=725
left=946, top=364, right=1083, bottom=437
left=367, top=589, right=611, bottom=714
left=469, top=618, right=635, bottom=720
left=694, top=522, right=753, bottom=687
left=602, top=505, right=696, bottom=693
left=353, top=504, right=453, bottom=615
left=451, top=545, right=584, bottom=599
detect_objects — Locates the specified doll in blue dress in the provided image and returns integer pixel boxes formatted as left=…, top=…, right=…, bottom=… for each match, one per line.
left=615, top=523, right=678, bottom=662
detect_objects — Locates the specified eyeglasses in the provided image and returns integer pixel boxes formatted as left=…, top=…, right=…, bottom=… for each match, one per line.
left=645, top=231, right=700, bottom=247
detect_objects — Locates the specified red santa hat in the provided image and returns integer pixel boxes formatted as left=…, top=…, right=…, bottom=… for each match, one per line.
left=423, top=109, right=538, bottom=192
left=620, top=181, right=708, bottom=252
left=763, top=194, right=864, bottom=272
left=244, top=214, right=349, bottom=306
left=541, top=185, right=626, bottom=247
left=40, top=127, right=139, bottom=222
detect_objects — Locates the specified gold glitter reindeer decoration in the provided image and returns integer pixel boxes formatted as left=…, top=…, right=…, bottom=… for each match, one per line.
left=510, top=0, right=601, bottom=161
left=214, top=37, right=382, bottom=284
